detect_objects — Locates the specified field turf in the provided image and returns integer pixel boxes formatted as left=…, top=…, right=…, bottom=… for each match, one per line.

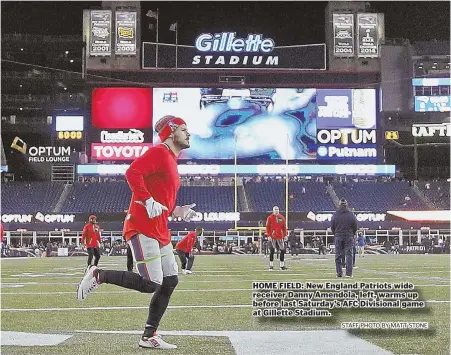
left=1, top=254, right=449, bottom=354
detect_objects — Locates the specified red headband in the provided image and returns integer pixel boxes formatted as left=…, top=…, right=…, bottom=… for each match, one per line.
left=155, top=116, right=186, bottom=142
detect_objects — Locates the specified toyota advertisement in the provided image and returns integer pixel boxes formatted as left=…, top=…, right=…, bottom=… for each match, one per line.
left=90, top=88, right=153, bottom=161
left=89, top=87, right=378, bottom=162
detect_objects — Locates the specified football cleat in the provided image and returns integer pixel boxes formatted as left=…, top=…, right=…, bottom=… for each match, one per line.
left=280, top=266, right=288, bottom=271
left=268, top=266, right=274, bottom=271
left=185, top=270, right=193, bottom=274
left=345, top=275, right=353, bottom=278
left=139, top=334, right=177, bottom=350
left=77, top=265, right=101, bottom=301
left=181, top=269, right=187, bottom=275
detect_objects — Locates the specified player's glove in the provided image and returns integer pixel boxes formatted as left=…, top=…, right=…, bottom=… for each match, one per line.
left=173, top=203, right=197, bottom=222
left=284, top=236, right=289, bottom=242
left=136, top=197, right=168, bottom=219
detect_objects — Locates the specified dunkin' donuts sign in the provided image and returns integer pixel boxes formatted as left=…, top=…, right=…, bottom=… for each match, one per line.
left=90, top=88, right=153, bottom=161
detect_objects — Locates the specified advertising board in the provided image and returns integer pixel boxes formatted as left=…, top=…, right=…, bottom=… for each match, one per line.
left=142, top=31, right=326, bottom=70
left=55, top=116, right=84, bottom=141
left=90, top=88, right=153, bottom=161
left=316, top=89, right=377, bottom=160
left=89, top=87, right=378, bottom=162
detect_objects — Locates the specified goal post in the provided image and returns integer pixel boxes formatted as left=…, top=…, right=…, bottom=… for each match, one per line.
left=232, top=134, right=291, bottom=250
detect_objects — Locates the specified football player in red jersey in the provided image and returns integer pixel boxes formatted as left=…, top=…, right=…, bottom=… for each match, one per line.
left=81, top=215, right=102, bottom=268
left=76, top=115, right=197, bottom=350
left=266, top=206, right=288, bottom=271
left=176, top=226, right=203, bottom=274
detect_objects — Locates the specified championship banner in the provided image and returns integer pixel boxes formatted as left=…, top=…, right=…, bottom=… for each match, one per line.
left=115, top=11, right=137, bottom=55
left=89, top=10, right=112, bottom=56
left=333, top=14, right=354, bottom=57
left=357, top=13, right=378, bottom=58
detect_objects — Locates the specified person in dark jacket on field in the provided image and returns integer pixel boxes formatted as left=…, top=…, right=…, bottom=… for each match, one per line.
left=331, top=199, right=358, bottom=278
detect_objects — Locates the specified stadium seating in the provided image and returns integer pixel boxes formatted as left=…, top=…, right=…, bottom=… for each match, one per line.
left=60, top=183, right=237, bottom=213
left=332, top=181, right=427, bottom=211
left=176, top=186, right=236, bottom=212
left=61, top=182, right=131, bottom=213
left=244, top=181, right=336, bottom=212
left=417, top=181, right=450, bottom=209
left=3, top=180, right=446, bottom=218
left=1, top=181, right=65, bottom=213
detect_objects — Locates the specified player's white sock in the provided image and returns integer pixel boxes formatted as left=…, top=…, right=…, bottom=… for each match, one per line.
left=269, top=261, right=274, bottom=267
left=280, top=261, right=284, bottom=268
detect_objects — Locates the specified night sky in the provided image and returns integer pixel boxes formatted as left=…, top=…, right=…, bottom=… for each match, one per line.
left=1, top=1, right=450, bottom=46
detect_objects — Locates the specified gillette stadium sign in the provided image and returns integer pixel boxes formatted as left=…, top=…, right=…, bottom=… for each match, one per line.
left=193, top=32, right=278, bottom=66
left=142, top=33, right=326, bottom=69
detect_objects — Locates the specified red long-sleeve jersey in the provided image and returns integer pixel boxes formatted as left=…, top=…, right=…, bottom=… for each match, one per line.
left=266, top=214, right=287, bottom=240
left=175, top=232, right=197, bottom=253
left=123, top=144, right=180, bottom=246
left=82, top=223, right=101, bottom=248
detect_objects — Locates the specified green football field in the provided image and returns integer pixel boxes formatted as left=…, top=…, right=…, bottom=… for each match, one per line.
left=1, top=254, right=449, bottom=355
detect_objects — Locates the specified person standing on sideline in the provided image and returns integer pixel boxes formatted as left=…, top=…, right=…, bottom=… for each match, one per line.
left=1, top=223, right=5, bottom=257
left=82, top=215, right=101, bottom=268
left=331, top=199, right=358, bottom=278
left=176, top=226, right=203, bottom=274
left=352, top=235, right=358, bottom=269
left=262, top=234, right=268, bottom=257
left=288, top=230, right=298, bottom=256
left=317, top=236, right=326, bottom=255
left=266, top=206, right=288, bottom=271
left=358, top=232, right=365, bottom=257
left=76, top=115, right=197, bottom=350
